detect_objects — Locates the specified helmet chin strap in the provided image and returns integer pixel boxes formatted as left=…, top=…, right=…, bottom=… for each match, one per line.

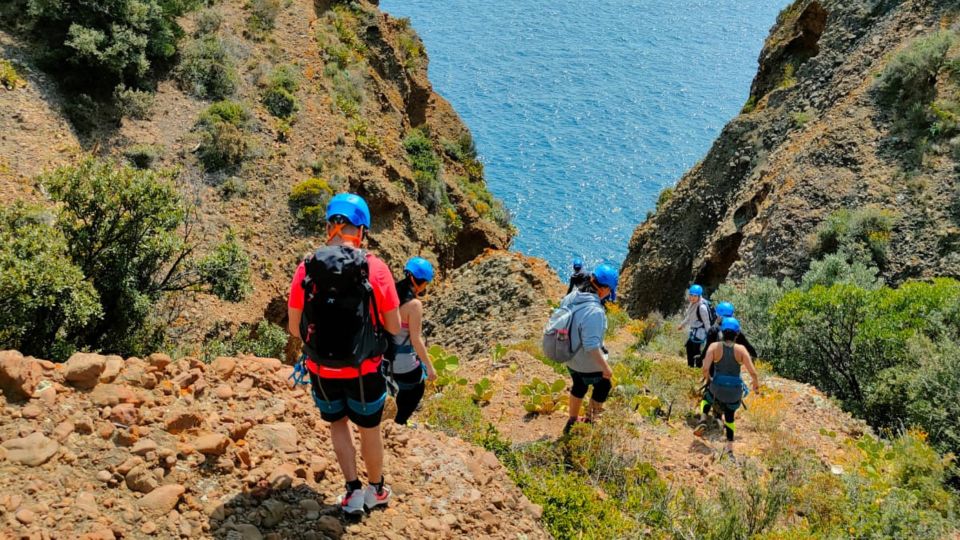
left=327, top=222, right=364, bottom=246
left=410, top=276, right=429, bottom=297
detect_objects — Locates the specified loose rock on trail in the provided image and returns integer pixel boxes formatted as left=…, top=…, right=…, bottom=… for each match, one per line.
left=0, top=350, right=547, bottom=539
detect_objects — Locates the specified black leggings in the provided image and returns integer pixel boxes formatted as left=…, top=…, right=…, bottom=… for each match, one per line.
left=393, top=367, right=425, bottom=425
left=701, top=395, right=737, bottom=442
left=685, top=339, right=703, bottom=368
left=569, top=369, right=612, bottom=403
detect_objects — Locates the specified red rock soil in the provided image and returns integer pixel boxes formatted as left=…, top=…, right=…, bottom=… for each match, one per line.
left=0, top=350, right=547, bottom=539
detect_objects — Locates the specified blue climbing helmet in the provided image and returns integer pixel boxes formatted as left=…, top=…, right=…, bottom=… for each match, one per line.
left=326, top=193, right=371, bottom=228
left=404, top=257, right=435, bottom=283
left=688, top=284, right=704, bottom=297
left=591, top=263, right=619, bottom=296
left=716, top=301, right=735, bottom=318
left=720, top=317, right=741, bottom=334
left=572, top=257, right=584, bottom=271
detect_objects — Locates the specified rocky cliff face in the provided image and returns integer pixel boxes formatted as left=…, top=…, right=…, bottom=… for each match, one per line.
left=0, top=0, right=512, bottom=342
left=620, top=0, right=960, bottom=316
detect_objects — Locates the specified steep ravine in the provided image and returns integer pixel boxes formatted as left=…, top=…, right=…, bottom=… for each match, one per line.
left=620, top=0, right=960, bottom=316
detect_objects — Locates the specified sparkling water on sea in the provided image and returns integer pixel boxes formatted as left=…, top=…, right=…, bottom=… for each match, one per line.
left=380, top=0, right=788, bottom=277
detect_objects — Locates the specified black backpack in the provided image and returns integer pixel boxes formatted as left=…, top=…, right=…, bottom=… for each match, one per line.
left=299, top=246, right=388, bottom=368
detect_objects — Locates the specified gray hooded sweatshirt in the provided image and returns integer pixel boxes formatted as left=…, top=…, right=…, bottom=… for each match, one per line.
left=559, top=291, right=607, bottom=373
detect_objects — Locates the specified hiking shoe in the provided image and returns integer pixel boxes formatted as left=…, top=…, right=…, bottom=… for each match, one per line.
left=363, top=483, right=391, bottom=512
left=337, top=487, right=366, bottom=516
left=693, top=422, right=707, bottom=438
left=563, top=418, right=578, bottom=435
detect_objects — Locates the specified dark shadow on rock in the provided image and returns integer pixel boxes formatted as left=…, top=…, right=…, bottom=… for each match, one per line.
left=208, top=483, right=347, bottom=540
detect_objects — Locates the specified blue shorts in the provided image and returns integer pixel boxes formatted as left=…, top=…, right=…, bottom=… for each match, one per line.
left=308, top=372, right=386, bottom=428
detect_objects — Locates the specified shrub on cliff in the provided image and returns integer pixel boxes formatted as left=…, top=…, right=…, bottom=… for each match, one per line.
left=404, top=128, right=446, bottom=211
left=196, top=101, right=251, bottom=170
left=38, top=158, right=252, bottom=357
left=289, top=178, right=334, bottom=230
left=260, top=64, right=300, bottom=119
left=809, top=208, right=898, bottom=270
left=246, top=0, right=282, bottom=41
left=0, top=203, right=101, bottom=359
left=177, top=34, right=239, bottom=100
left=203, top=320, right=288, bottom=361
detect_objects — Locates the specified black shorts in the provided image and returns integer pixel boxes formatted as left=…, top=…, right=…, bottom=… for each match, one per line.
left=308, top=371, right=386, bottom=428
left=568, top=369, right=612, bottom=403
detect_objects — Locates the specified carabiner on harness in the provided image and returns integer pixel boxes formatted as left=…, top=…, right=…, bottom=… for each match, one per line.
left=289, top=357, right=311, bottom=386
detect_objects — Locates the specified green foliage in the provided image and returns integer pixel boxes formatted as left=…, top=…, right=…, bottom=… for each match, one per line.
left=520, top=377, right=567, bottom=414
left=507, top=339, right=567, bottom=375
left=196, top=100, right=250, bottom=170
left=404, top=128, right=447, bottom=210
left=113, top=84, right=155, bottom=120
left=656, top=187, right=674, bottom=211
left=204, top=320, right=288, bottom=361
left=288, top=178, right=333, bottom=230
left=741, top=95, right=757, bottom=114
left=177, top=35, right=239, bottom=100
left=194, top=8, right=223, bottom=36
left=422, top=384, right=487, bottom=440
left=874, top=31, right=960, bottom=164
left=0, top=59, right=24, bottom=90
left=470, top=377, right=494, bottom=404
left=246, top=0, right=282, bottom=40
left=778, top=62, right=798, bottom=89
left=456, top=175, right=511, bottom=229
left=790, top=110, right=812, bottom=127
left=876, top=31, right=954, bottom=116
left=37, top=158, right=250, bottom=356
left=605, top=302, right=631, bottom=338
left=19, top=0, right=194, bottom=96
left=261, top=64, right=300, bottom=119
left=645, top=359, right=700, bottom=420
left=397, top=31, right=423, bottom=70
left=810, top=208, right=898, bottom=269
left=714, top=277, right=793, bottom=359
left=799, top=252, right=883, bottom=291
left=196, top=230, right=252, bottom=302
left=0, top=203, right=101, bottom=360
left=428, top=344, right=467, bottom=389
left=123, top=144, right=162, bottom=170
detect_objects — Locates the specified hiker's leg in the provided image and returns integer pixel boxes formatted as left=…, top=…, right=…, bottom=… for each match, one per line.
left=358, top=425, right=384, bottom=484
left=586, top=378, right=612, bottom=420
left=346, top=372, right=387, bottom=483
left=329, top=418, right=358, bottom=482
left=568, top=370, right=588, bottom=421
left=723, top=408, right=736, bottom=450
left=394, top=368, right=425, bottom=425
left=685, top=339, right=700, bottom=368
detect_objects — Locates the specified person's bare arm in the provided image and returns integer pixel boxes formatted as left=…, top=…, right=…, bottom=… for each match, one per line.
left=739, top=346, right=760, bottom=393
left=288, top=307, right=302, bottom=339
left=590, top=348, right=613, bottom=379
left=381, top=307, right=401, bottom=335
left=407, top=301, right=436, bottom=381
left=702, top=343, right=717, bottom=381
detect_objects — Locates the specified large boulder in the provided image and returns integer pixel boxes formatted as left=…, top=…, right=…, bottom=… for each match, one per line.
left=64, top=353, right=107, bottom=389
left=0, top=350, right=44, bottom=401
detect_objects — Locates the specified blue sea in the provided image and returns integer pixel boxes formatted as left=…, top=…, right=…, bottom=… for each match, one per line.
left=380, top=0, right=788, bottom=275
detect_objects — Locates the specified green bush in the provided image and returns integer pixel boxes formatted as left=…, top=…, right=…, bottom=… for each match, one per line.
left=114, top=85, right=155, bottom=120
left=422, top=385, right=486, bottom=440
left=0, top=203, right=101, bottom=360
left=876, top=31, right=955, bottom=116
left=810, top=208, right=898, bottom=269
left=194, top=8, right=223, bottom=36
left=261, top=64, right=300, bottom=119
left=39, top=158, right=251, bottom=356
left=177, top=35, right=239, bottom=100
left=196, top=230, right=252, bottom=302
left=123, top=144, right=163, bottom=169
left=799, top=253, right=883, bottom=291
left=204, top=320, right=288, bottom=361
left=404, top=128, right=448, bottom=210
left=0, top=59, right=24, bottom=90
left=196, top=101, right=250, bottom=170
left=246, top=0, right=282, bottom=40
left=289, top=178, right=334, bottom=229
left=18, top=0, right=196, bottom=95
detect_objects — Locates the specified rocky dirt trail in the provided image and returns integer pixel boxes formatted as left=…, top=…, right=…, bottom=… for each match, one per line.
left=0, top=350, right=546, bottom=539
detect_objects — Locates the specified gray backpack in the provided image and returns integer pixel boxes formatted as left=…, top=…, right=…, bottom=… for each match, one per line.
left=542, top=304, right=583, bottom=363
